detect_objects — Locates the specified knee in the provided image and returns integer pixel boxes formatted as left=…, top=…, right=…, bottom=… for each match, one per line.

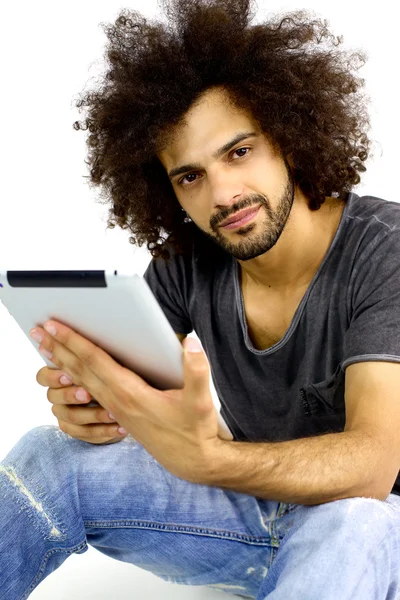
left=307, top=495, right=397, bottom=535
left=20, top=424, right=70, bottom=448
left=331, top=495, right=394, bottom=519
left=2, top=425, right=71, bottom=466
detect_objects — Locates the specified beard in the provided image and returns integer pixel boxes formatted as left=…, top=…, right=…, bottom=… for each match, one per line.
left=197, top=157, right=295, bottom=261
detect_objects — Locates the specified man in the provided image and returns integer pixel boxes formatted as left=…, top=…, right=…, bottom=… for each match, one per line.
left=1, top=0, right=399, bottom=598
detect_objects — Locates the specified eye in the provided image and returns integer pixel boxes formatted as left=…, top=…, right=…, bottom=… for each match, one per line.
left=178, top=146, right=251, bottom=187
left=179, top=173, right=198, bottom=186
left=233, top=147, right=250, bottom=159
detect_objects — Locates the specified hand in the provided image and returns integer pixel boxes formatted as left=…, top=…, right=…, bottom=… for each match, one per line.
left=30, top=321, right=224, bottom=482
left=36, top=367, right=128, bottom=445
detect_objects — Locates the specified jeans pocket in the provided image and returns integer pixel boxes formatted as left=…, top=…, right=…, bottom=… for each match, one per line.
left=277, top=502, right=300, bottom=517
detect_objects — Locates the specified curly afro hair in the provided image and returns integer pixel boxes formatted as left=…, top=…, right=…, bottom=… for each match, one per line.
left=73, top=0, right=372, bottom=260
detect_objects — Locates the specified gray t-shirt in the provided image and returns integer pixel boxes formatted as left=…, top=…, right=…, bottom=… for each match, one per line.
left=143, top=192, right=400, bottom=496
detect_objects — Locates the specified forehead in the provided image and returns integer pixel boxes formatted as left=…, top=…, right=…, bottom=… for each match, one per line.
left=158, top=87, right=260, bottom=166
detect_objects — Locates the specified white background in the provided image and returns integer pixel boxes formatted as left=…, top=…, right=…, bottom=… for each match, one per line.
left=0, top=0, right=397, bottom=598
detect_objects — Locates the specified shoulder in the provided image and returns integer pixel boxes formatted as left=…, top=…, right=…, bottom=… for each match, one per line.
left=341, top=193, right=400, bottom=262
left=345, top=192, right=400, bottom=232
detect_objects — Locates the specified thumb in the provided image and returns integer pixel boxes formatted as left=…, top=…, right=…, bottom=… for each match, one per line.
left=182, top=337, right=210, bottom=398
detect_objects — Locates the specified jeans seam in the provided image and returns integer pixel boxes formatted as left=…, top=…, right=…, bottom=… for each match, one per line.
left=83, top=519, right=272, bottom=546
left=20, top=540, right=88, bottom=600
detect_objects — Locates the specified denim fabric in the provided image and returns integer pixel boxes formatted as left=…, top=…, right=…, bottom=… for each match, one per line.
left=1, top=425, right=399, bottom=600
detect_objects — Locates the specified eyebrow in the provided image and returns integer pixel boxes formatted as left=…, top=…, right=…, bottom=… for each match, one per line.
left=167, top=131, right=260, bottom=180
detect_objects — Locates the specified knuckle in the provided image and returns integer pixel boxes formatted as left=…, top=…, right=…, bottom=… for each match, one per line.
left=36, top=367, right=46, bottom=386
left=195, top=401, right=212, bottom=415
left=67, top=409, right=79, bottom=424
left=95, top=425, right=112, bottom=438
left=85, top=426, right=99, bottom=439
left=70, top=363, right=83, bottom=380
left=47, top=387, right=64, bottom=406
left=97, top=408, right=110, bottom=423
left=192, top=363, right=209, bottom=375
left=51, top=404, right=63, bottom=420
left=86, top=437, right=113, bottom=445
left=82, top=349, right=98, bottom=370
left=58, top=419, right=68, bottom=433
left=98, top=437, right=120, bottom=445
left=71, top=351, right=96, bottom=376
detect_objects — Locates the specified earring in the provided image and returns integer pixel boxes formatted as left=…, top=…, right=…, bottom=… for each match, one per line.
left=181, top=207, right=192, bottom=223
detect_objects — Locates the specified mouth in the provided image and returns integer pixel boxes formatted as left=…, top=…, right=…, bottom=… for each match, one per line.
left=219, top=205, right=261, bottom=230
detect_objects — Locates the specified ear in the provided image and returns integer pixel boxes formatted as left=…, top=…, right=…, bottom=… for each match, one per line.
left=286, top=153, right=296, bottom=170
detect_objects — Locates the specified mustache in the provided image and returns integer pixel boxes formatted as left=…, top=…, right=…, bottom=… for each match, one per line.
left=212, top=195, right=267, bottom=228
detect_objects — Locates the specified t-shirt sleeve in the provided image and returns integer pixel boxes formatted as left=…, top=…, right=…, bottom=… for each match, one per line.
left=143, top=247, right=193, bottom=335
left=342, top=228, right=400, bottom=370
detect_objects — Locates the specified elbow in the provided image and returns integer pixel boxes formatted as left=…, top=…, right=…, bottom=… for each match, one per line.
left=355, top=473, right=395, bottom=502
left=356, top=486, right=391, bottom=502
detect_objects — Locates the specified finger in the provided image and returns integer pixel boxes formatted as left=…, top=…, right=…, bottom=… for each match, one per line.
left=57, top=420, right=127, bottom=443
left=182, top=337, right=212, bottom=413
left=75, top=436, right=125, bottom=445
left=36, top=367, right=73, bottom=389
left=47, top=386, right=93, bottom=406
left=33, top=322, right=149, bottom=422
left=51, top=403, right=117, bottom=426
left=33, top=321, right=127, bottom=390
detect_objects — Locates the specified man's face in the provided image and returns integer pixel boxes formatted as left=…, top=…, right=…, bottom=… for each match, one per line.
left=158, top=87, right=295, bottom=261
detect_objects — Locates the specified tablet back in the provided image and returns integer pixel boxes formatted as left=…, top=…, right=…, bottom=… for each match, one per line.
left=0, top=269, right=184, bottom=390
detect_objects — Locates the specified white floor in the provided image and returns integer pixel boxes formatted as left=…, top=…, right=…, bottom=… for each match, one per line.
left=29, top=544, right=234, bottom=599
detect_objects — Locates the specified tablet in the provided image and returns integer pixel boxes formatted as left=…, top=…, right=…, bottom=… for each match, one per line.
left=0, top=269, right=233, bottom=441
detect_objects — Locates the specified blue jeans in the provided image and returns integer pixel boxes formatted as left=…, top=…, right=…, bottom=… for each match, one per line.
left=1, top=426, right=399, bottom=600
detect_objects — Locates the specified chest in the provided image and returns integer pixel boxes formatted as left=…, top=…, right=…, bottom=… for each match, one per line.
left=242, top=286, right=307, bottom=351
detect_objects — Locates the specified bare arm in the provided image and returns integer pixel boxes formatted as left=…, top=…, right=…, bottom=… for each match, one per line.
left=196, top=361, right=400, bottom=505
left=199, top=430, right=386, bottom=505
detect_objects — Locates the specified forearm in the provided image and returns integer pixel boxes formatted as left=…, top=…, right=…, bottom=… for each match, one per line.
left=199, top=430, right=383, bottom=505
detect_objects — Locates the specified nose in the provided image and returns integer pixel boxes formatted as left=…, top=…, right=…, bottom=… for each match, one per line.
left=208, top=167, right=245, bottom=210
